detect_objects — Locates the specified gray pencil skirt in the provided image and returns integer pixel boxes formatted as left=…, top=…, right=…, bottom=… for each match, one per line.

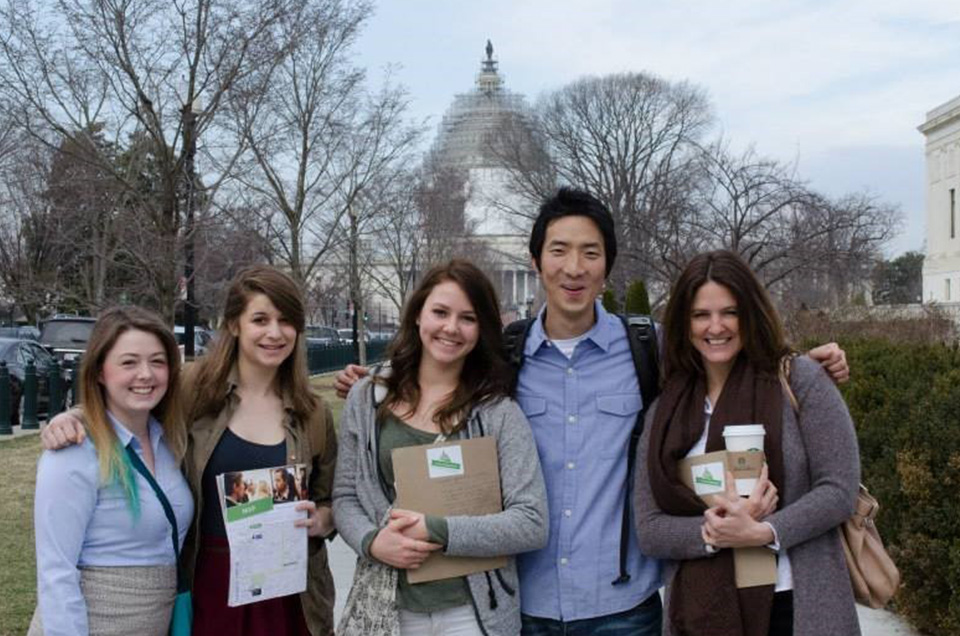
left=28, top=564, right=177, bottom=636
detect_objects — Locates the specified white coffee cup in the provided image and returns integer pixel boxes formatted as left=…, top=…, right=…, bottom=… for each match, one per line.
left=722, top=424, right=766, bottom=452
left=722, top=424, right=766, bottom=496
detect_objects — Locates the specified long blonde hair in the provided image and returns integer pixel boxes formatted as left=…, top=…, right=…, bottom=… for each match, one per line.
left=80, top=306, right=185, bottom=511
left=188, top=265, right=318, bottom=422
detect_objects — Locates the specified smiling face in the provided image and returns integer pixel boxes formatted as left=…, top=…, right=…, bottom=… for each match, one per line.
left=689, top=281, right=743, bottom=380
left=99, top=328, right=169, bottom=427
left=535, top=215, right=607, bottom=338
left=417, top=280, right=479, bottom=371
left=232, top=293, right=297, bottom=372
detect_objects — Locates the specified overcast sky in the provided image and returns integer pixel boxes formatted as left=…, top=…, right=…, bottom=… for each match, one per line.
left=354, top=0, right=960, bottom=257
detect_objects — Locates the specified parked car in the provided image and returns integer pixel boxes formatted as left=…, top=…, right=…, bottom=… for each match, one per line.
left=40, top=316, right=97, bottom=364
left=0, top=325, right=41, bottom=340
left=305, top=326, right=343, bottom=346
left=336, top=328, right=354, bottom=343
left=0, top=337, right=67, bottom=426
left=174, top=325, right=214, bottom=356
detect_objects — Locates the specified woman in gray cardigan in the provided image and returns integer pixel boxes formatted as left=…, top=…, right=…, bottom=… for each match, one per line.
left=634, top=250, right=861, bottom=636
left=333, top=260, right=548, bottom=636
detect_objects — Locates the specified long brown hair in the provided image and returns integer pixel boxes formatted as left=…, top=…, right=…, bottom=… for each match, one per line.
left=661, top=250, right=792, bottom=379
left=380, top=259, right=510, bottom=434
left=188, top=265, right=318, bottom=422
left=80, top=306, right=185, bottom=509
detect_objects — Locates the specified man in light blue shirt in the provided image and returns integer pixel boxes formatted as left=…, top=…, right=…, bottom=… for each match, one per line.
left=514, top=188, right=663, bottom=634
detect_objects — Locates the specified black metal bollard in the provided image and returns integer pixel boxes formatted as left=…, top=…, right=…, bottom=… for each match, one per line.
left=21, top=360, right=39, bottom=430
left=70, top=357, right=81, bottom=407
left=0, top=361, right=11, bottom=435
left=48, top=359, right=63, bottom=418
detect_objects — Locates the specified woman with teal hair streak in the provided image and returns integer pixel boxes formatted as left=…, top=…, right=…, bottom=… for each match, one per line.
left=30, top=306, right=193, bottom=636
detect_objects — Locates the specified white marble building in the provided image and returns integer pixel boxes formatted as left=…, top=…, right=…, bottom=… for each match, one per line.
left=919, top=94, right=960, bottom=306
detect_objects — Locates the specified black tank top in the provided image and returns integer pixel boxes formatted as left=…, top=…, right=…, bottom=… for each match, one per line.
left=199, top=427, right=287, bottom=537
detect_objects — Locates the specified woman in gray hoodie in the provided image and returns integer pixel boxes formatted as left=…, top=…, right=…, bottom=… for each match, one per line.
left=333, top=259, right=548, bottom=636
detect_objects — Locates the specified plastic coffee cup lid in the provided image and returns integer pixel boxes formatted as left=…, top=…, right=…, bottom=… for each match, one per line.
left=722, top=424, right=766, bottom=437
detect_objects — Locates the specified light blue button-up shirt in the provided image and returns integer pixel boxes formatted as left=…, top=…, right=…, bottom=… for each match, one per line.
left=34, top=413, right=194, bottom=636
left=515, top=301, right=661, bottom=621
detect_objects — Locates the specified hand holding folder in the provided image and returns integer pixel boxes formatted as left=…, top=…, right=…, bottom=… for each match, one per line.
left=679, top=451, right=778, bottom=588
left=392, top=437, right=507, bottom=583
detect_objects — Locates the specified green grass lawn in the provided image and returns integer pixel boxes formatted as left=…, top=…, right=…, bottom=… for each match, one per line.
left=0, top=434, right=41, bottom=636
left=0, top=373, right=345, bottom=636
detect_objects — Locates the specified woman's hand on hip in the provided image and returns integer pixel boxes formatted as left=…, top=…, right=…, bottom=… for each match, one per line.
left=370, top=515, right=442, bottom=569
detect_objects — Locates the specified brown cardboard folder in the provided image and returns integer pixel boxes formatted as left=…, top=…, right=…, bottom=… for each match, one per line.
left=393, top=436, right=507, bottom=583
left=678, top=450, right=777, bottom=588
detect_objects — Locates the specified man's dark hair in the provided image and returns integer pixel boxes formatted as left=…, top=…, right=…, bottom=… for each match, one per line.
left=529, top=187, right=618, bottom=277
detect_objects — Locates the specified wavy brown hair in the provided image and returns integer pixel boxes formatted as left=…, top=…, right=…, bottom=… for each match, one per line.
left=188, top=265, right=318, bottom=422
left=379, top=259, right=510, bottom=434
left=80, top=306, right=185, bottom=509
left=661, top=250, right=792, bottom=379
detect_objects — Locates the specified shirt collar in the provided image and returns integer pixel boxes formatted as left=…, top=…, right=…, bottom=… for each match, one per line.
left=526, top=299, right=614, bottom=356
left=107, top=410, right=164, bottom=453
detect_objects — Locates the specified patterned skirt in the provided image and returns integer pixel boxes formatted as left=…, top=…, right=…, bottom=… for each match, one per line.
left=29, top=564, right=177, bottom=636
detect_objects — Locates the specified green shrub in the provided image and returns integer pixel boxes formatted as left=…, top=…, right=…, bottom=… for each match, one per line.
left=624, top=279, right=651, bottom=315
left=602, top=289, right=620, bottom=313
left=837, top=339, right=960, bottom=634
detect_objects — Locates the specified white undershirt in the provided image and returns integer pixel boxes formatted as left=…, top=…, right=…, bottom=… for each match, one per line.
left=686, top=398, right=794, bottom=592
left=549, top=333, right=588, bottom=359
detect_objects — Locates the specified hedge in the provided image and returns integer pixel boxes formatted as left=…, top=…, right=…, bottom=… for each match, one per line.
left=837, top=338, right=960, bottom=634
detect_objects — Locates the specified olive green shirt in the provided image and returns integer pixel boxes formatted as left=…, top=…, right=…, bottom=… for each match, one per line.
left=363, top=412, right=470, bottom=613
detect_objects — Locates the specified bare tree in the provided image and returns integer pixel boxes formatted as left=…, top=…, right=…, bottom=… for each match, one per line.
left=491, top=72, right=713, bottom=294
left=686, top=143, right=899, bottom=306
left=0, top=122, right=58, bottom=321
left=225, top=0, right=373, bottom=288
left=0, top=0, right=291, bottom=318
left=365, top=169, right=422, bottom=313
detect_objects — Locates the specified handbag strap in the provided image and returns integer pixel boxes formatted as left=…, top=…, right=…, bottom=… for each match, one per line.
left=779, top=354, right=800, bottom=414
left=124, top=443, right=188, bottom=593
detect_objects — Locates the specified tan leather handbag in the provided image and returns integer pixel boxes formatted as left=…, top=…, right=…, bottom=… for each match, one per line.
left=840, top=484, right=901, bottom=608
left=779, top=356, right=901, bottom=608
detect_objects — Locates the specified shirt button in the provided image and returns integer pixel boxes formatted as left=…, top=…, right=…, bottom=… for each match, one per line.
left=566, top=367, right=573, bottom=375
left=567, top=415, right=576, bottom=424
left=560, top=557, right=569, bottom=565
left=567, top=462, right=575, bottom=470
left=564, top=509, right=572, bottom=517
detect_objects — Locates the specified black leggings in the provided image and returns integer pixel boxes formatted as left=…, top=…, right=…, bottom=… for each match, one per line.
left=768, top=591, right=793, bottom=636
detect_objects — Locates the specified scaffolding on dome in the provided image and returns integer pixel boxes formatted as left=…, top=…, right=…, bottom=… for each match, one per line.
left=431, top=40, right=537, bottom=170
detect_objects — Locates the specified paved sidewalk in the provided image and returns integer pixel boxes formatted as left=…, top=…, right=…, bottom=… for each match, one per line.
left=326, top=538, right=917, bottom=635
left=0, top=423, right=43, bottom=440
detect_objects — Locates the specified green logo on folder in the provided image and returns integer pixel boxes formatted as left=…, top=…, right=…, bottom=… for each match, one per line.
left=695, top=468, right=722, bottom=488
left=430, top=451, right=461, bottom=470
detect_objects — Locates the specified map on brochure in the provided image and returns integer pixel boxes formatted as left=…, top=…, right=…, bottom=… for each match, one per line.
left=216, top=463, right=309, bottom=607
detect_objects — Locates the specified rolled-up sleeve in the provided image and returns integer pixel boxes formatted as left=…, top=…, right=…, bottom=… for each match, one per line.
left=34, top=444, right=98, bottom=636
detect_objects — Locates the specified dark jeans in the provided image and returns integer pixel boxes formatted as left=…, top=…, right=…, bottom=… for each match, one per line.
left=768, top=591, right=793, bottom=636
left=521, top=593, right=662, bottom=636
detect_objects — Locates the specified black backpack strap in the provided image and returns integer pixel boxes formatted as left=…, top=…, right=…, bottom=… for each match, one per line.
left=125, top=443, right=188, bottom=593
left=503, top=318, right=535, bottom=394
left=612, top=314, right=660, bottom=585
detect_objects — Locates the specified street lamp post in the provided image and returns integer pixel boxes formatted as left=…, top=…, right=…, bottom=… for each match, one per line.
left=182, top=94, right=200, bottom=358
